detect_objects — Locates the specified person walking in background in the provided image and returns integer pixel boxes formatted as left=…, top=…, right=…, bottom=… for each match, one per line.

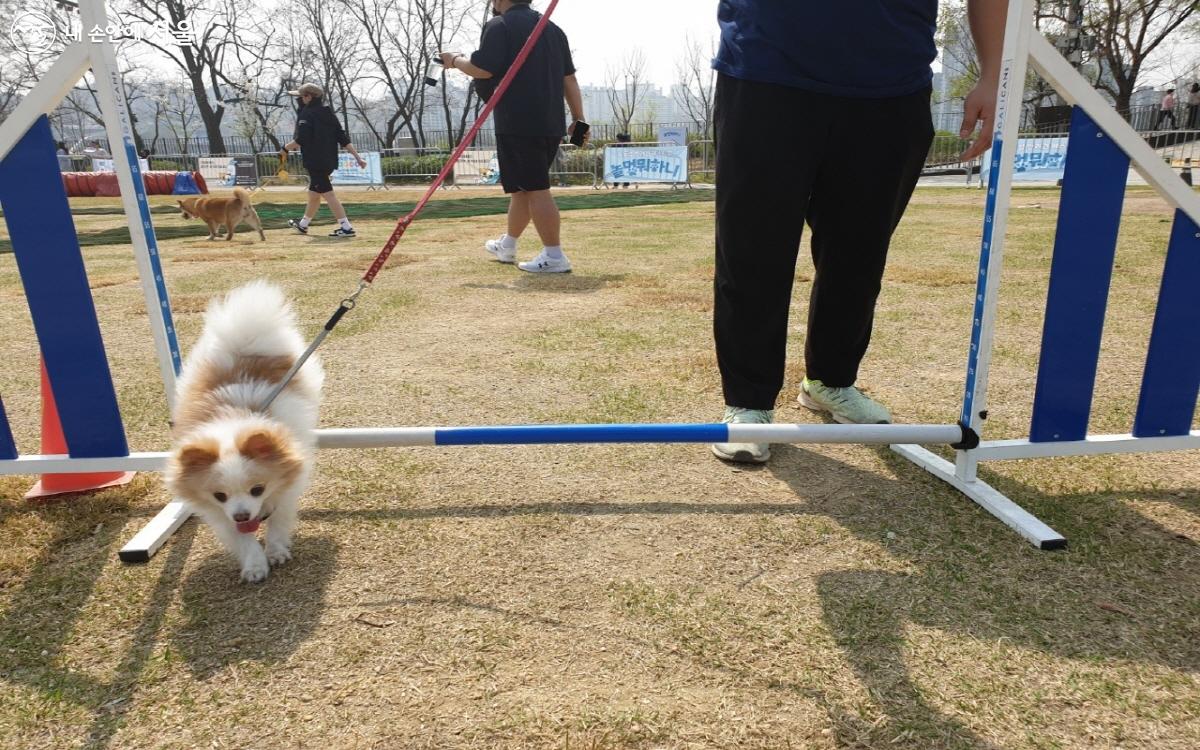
left=708, top=0, right=1005, bottom=464
left=1156, top=88, right=1178, bottom=129
left=439, top=0, right=587, bottom=273
left=1186, top=83, right=1200, bottom=129
left=282, top=82, right=368, bottom=238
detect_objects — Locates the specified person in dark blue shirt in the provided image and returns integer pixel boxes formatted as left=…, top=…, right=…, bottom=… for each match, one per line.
left=440, top=0, right=587, bottom=274
left=710, top=0, right=1005, bottom=464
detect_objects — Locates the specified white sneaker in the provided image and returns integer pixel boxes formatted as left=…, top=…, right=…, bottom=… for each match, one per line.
left=518, top=249, right=572, bottom=273
left=711, top=406, right=773, bottom=464
left=485, top=237, right=516, bottom=263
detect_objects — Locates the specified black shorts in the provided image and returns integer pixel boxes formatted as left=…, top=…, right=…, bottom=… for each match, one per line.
left=306, top=168, right=333, bottom=194
left=496, top=135, right=561, bottom=193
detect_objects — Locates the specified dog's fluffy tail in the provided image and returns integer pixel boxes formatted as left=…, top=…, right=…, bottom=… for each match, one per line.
left=232, top=186, right=250, bottom=205
left=200, top=280, right=304, bottom=358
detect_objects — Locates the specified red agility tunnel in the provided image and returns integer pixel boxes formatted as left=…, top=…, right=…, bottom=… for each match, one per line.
left=60, top=170, right=208, bottom=197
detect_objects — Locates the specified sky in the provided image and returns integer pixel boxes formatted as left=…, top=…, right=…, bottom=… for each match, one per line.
left=547, top=0, right=721, bottom=91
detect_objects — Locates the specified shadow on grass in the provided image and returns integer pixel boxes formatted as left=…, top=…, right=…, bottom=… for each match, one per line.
left=767, top=444, right=1200, bottom=749
left=0, top=485, right=196, bottom=750
left=0, top=487, right=337, bottom=748
left=461, top=272, right=625, bottom=295
left=304, top=445, right=1198, bottom=748
left=171, top=535, right=339, bottom=680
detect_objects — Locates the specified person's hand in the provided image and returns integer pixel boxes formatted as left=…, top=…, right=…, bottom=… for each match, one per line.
left=356, top=157, right=367, bottom=169
left=959, top=77, right=999, bottom=162
left=438, top=51, right=458, bottom=69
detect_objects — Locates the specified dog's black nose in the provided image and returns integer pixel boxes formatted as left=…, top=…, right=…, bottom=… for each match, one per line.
left=233, top=511, right=251, bottom=522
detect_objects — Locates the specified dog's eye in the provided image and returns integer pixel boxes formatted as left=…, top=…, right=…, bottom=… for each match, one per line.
left=250, top=485, right=265, bottom=497
left=213, top=492, right=227, bottom=503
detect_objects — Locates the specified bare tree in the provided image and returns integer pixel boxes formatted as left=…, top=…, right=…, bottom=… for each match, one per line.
left=1077, top=0, right=1198, bottom=113
left=119, top=0, right=239, bottom=153
left=673, top=36, right=715, bottom=138
left=606, top=48, right=648, bottom=135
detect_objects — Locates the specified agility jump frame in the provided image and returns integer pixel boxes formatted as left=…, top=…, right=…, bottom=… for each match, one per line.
left=0, top=0, right=1195, bottom=559
left=893, top=0, right=1200, bottom=548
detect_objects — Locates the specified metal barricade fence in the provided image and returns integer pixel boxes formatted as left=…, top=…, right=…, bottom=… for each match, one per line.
left=378, top=147, right=454, bottom=187
left=550, top=143, right=600, bottom=188
left=689, top=140, right=714, bottom=182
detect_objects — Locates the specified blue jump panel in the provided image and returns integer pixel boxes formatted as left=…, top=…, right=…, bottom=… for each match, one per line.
left=1029, top=108, right=1129, bottom=443
left=435, top=423, right=729, bottom=446
left=1133, top=210, right=1200, bottom=438
left=0, top=116, right=128, bottom=458
left=0, top=396, right=16, bottom=459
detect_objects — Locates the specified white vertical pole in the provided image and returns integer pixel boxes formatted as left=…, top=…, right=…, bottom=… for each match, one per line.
left=81, top=0, right=181, bottom=410
left=955, top=0, right=1038, bottom=481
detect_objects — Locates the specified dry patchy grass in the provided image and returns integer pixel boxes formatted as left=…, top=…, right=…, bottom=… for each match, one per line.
left=0, top=187, right=1197, bottom=749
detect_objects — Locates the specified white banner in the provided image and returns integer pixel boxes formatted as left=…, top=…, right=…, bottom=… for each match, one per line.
left=603, top=145, right=688, bottom=184
left=331, top=152, right=384, bottom=186
left=980, top=135, right=1070, bottom=183
left=92, top=157, right=150, bottom=173
left=657, top=126, right=687, bottom=147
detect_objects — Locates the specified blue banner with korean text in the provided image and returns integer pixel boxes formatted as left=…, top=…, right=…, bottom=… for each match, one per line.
left=603, top=145, right=688, bottom=184
left=980, top=135, right=1070, bottom=183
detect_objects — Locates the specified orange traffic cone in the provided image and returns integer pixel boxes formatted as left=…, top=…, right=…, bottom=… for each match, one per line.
left=25, top=360, right=134, bottom=500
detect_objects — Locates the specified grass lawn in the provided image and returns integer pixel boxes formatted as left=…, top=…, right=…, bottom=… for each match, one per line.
left=0, top=186, right=1196, bottom=749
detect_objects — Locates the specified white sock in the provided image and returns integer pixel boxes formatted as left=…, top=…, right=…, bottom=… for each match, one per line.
left=299, top=216, right=311, bottom=229
left=543, top=245, right=564, bottom=259
left=500, top=234, right=517, bottom=251
left=339, top=217, right=353, bottom=230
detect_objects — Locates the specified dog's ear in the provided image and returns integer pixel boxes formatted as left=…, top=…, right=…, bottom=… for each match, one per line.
left=174, top=438, right=220, bottom=474
left=237, top=428, right=284, bottom=461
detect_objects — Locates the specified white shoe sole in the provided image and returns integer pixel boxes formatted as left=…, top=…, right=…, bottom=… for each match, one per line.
left=799, top=389, right=889, bottom=425
left=710, top=443, right=770, bottom=464
left=518, top=264, right=571, bottom=273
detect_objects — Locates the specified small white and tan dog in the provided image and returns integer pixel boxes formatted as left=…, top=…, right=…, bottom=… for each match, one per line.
left=165, top=280, right=323, bottom=582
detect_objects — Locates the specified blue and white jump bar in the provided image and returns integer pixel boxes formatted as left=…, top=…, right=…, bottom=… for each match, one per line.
left=319, top=423, right=967, bottom=448
left=1, top=423, right=969, bottom=477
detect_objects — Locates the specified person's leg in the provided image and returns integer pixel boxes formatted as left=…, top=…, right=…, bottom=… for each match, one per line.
left=802, top=89, right=934, bottom=389
left=526, top=189, right=560, bottom=247
left=304, top=191, right=320, bottom=221
left=322, top=189, right=348, bottom=222
left=714, top=73, right=826, bottom=410
left=517, top=139, right=571, bottom=273
left=507, top=191, right=532, bottom=238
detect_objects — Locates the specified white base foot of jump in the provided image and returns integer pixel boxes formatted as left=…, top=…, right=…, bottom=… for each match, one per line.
left=891, top=444, right=1067, bottom=550
left=118, top=499, right=192, bottom=563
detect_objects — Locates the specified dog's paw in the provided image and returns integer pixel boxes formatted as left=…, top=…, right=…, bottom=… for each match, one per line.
left=240, top=558, right=270, bottom=583
left=266, top=543, right=292, bottom=567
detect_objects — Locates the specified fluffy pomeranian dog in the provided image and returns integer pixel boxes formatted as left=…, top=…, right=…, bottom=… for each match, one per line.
left=165, top=280, right=323, bottom=582
left=178, top=187, right=266, bottom=242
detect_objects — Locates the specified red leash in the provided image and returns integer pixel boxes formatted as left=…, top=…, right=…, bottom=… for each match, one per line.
left=261, top=0, right=562, bottom=410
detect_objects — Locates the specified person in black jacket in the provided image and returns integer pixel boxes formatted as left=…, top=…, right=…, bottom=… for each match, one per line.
left=282, top=83, right=368, bottom=238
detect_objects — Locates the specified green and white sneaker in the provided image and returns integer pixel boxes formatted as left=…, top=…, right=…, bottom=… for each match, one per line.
left=799, top=378, right=891, bottom=424
left=711, top=406, right=774, bottom=464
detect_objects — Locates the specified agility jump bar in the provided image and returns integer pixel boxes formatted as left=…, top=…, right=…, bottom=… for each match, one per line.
left=0, top=422, right=970, bottom=476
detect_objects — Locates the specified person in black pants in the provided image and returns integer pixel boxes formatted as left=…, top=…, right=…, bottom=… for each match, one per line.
left=282, top=83, right=368, bottom=238
left=710, top=0, right=1006, bottom=464
left=439, top=0, right=587, bottom=273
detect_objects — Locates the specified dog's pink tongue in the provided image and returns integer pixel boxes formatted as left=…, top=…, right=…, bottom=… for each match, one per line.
left=236, top=519, right=261, bottom=534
